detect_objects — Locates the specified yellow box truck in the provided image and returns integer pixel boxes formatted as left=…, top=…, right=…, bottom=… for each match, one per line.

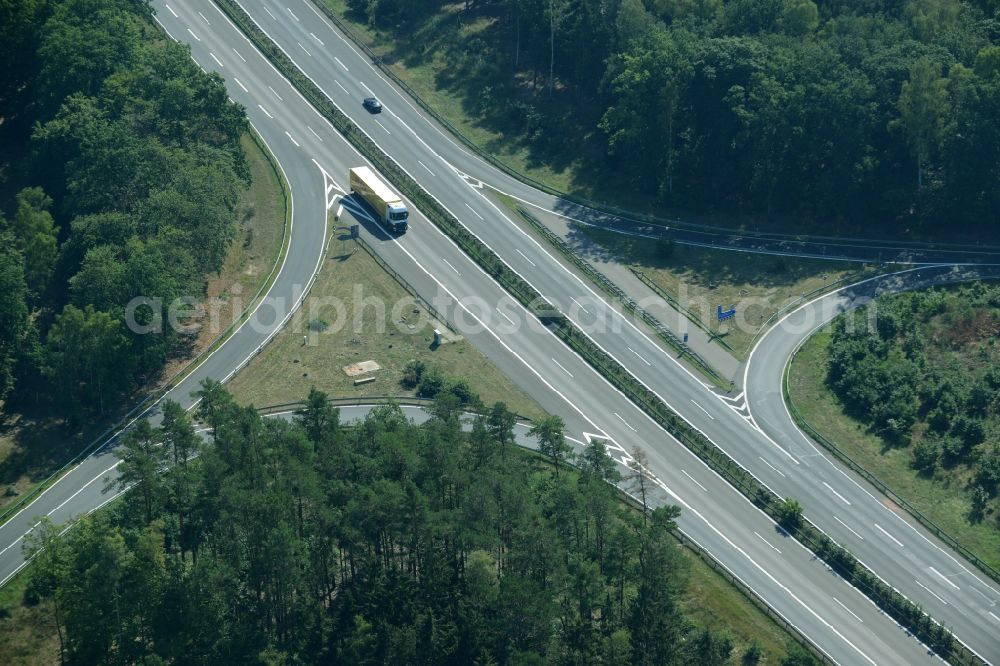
left=349, top=166, right=408, bottom=234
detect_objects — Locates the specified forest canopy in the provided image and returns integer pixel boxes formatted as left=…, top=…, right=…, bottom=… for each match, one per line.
left=0, top=0, right=247, bottom=420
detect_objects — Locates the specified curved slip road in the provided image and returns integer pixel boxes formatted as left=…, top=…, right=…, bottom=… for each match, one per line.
left=0, top=1, right=985, bottom=662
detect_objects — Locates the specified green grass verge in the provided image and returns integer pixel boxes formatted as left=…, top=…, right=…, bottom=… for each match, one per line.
left=227, top=232, right=547, bottom=422
left=0, top=131, right=288, bottom=521
left=789, top=326, right=1000, bottom=572
left=579, top=226, right=865, bottom=359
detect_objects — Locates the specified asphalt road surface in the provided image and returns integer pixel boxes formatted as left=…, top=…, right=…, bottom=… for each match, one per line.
left=0, top=1, right=996, bottom=663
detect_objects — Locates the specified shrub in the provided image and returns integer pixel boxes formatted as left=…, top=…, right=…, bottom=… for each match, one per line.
left=911, top=438, right=940, bottom=475
left=401, top=359, right=425, bottom=389
left=777, top=498, right=803, bottom=530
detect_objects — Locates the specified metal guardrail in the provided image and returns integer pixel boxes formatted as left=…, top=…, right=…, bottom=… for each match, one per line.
left=507, top=203, right=726, bottom=387
left=0, top=126, right=292, bottom=529
left=630, top=268, right=736, bottom=353
left=783, top=372, right=1000, bottom=589
left=352, top=235, right=456, bottom=334
left=213, top=4, right=980, bottom=661
left=309, top=3, right=1000, bottom=258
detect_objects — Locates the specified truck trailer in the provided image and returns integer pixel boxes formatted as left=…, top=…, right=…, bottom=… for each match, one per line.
left=348, top=166, right=408, bottom=234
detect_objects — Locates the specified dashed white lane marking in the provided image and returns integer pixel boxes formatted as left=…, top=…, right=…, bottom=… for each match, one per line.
left=198, top=10, right=210, bottom=24
left=264, top=6, right=276, bottom=19
left=418, top=160, right=435, bottom=177
left=681, top=470, right=708, bottom=492
left=929, top=566, right=961, bottom=591
left=233, top=48, right=246, bottom=62
left=915, top=580, right=948, bottom=605
left=969, top=587, right=994, bottom=604
left=234, top=78, right=249, bottom=92
left=551, top=358, right=574, bottom=378
left=570, top=296, right=592, bottom=314
left=284, top=131, right=299, bottom=147
left=165, top=3, right=178, bottom=17
left=628, top=346, right=652, bottom=366
left=374, top=118, right=391, bottom=134
left=989, top=611, right=1000, bottom=624
left=334, top=56, right=349, bottom=71
left=442, top=258, right=460, bottom=275
left=833, top=598, right=864, bottom=623
left=754, top=531, right=781, bottom=554
left=335, top=80, right=349, bottom=95
left=464, top=203, right=484, bottom=220
left=690, top=399, right=715, bottom=419
left=873, top=523, right=903, bottom=548
left=360, top=81, right=376, bottom=97
left=209, top=52, right=224, bottom=68
left=613, top=412, right=637, bottom=432
left=268, top=85, right=283, bottom=101
left=310, top=32, right=324, bottom=46
left=834, top=516, right=864, bottom=541
left=758, top=457, right=786, bottom=477
left=257, top=104, right=273, bottom=119
left=515, top=248, right=536, bottom=267
left=187, top=28, right=200, bottom=41
left=307, top=126, right=322, bottom=142
left=495, top=308, right=515, bottom=327
left=287, top=7, right=299, bottom=21
left=298, top=42, right=312, bottom=57
left=822, top=481, right=852, bottom=506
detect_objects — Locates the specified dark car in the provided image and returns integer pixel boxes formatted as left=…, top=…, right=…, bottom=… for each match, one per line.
left=363, top=97, right=382, bottom=113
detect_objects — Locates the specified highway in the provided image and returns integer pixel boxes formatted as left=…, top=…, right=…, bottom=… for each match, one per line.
left=211, top=1, right=999, bottom=661
left=0, top=1, right=992, bottom=663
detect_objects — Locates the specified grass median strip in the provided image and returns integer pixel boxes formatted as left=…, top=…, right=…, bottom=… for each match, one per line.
left=213, top=3, right=973, bottom=661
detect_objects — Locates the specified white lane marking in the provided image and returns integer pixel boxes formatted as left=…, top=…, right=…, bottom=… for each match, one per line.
left=758, top=457, right=786, bottom=478
left=613, top=412, right=637, bottom=432
left=969, top=587, right=994, bottom=604
left=822, top=481, right=852, bottom=506
left=234, top=77, right=249, bottom=93
left=515, top=248, right=536, bottom=267
left=298, top=42, right=312, bottom=57
left=628, top=346, right=652, bottom=366
left=418, top=160, right=435, bottom=177
left=198, top=10, right=210, bottom=24
left=47, top=463, right=121, bottom=518
left=495, top=308, right=516, bottom=327
left=264, top=6, right=276, bottom=19
left=334, top=56, right=349, bottom=71
left=335, top=203, right=343, bottom=219
left=165, top=3, right=178, bottom=17
left=722, top=392, right=745, bottom=403
left=374, top=118, right=391, bottom=134
left=681, top=470, right=708, bottom=492
left=464, top=203, right=484, bottom=220
left=287, top=7, right=299, bottom=21
left=209, top=52, right=224, bottom=68
left=187, top=28, right=200, bottom=41
left=753, top=531, right=781, bottom=554
left=690, top=399, right=715, bottom=419
left=915, top=580, right=948, bottom=605
left=570, top=296, right=592, bottom=314
left=307, top=126, right=322, bottom=142
left=233, top=48, right=246, bottom=63
left=310, top=32, right=325, bottom=46
left=873, top=523, right=904, bottom=548
left=990, top=611, right=1000, bottom=624
left=833, top=597, right=864, bottom=623
left=834, top=516, right=864, bottom=541
left=268, top=85, right=283, bottom=101
left=442, top=258, right=460, bottom=275
left=551, top=358, right=574, bottom=378
left=928, top=566, right=961, bottom=591
left=257, top=104, right=273, bottom=119
left=284, top=131, right=299, bottom=147
left=360, top=81, right=376, bottom=97
left=335, top=80, right=349, bottom=95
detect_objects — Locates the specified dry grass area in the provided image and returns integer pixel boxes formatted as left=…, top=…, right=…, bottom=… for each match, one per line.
left=0, top=133, right=286, bottom=516
left=226, top=235, right=547, bottom=422
left=578, top=226, right=866, bottom=358
left=0, top=564, right=61, bottom=666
